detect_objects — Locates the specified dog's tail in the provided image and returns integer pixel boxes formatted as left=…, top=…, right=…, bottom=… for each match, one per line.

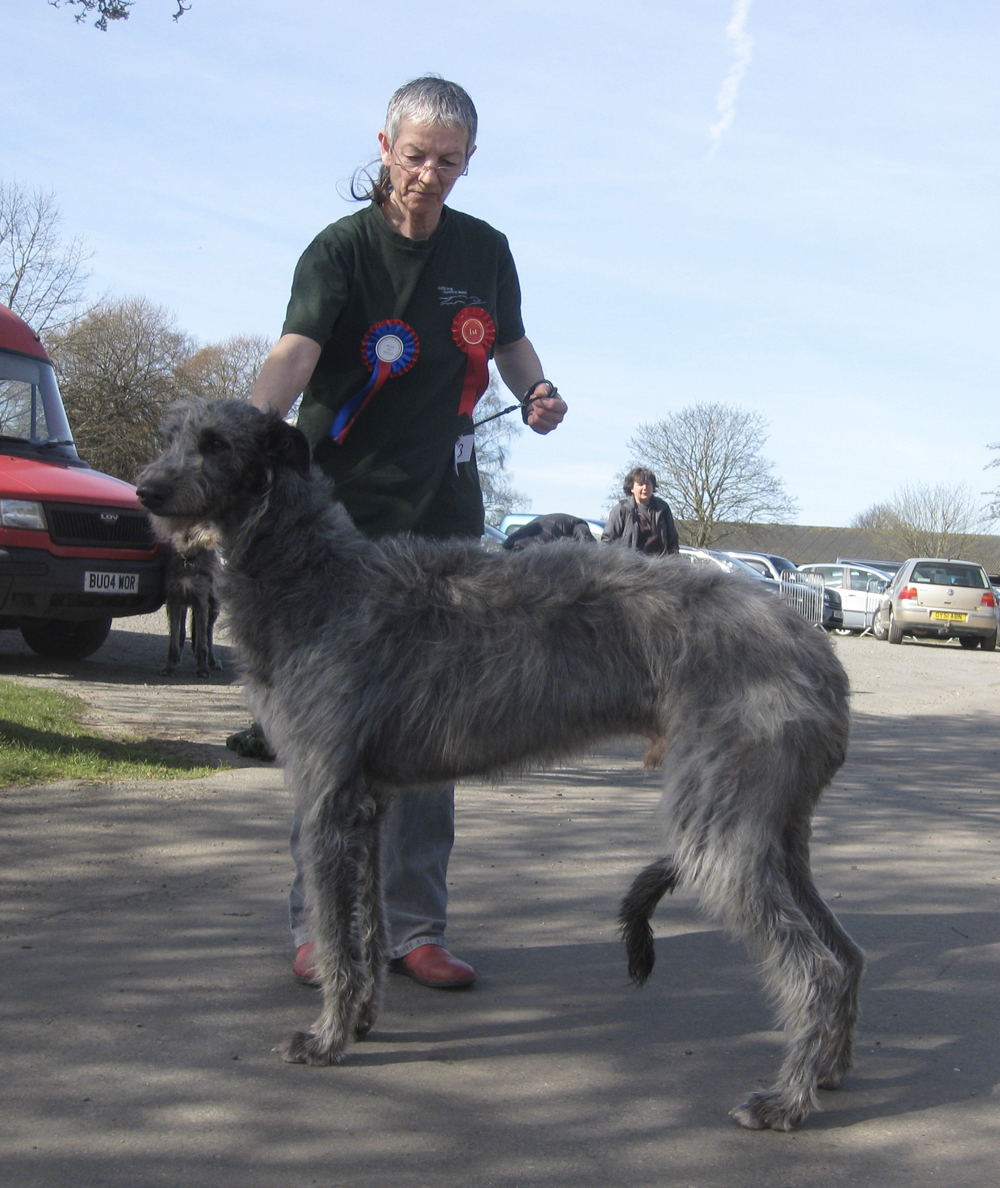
left=618, top=857, right=679, bottom=986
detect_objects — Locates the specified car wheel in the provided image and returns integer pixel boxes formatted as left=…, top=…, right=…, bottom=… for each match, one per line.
left=832, top=628, right=854, bottom=637
left=19, top=617, right=113, bottom=661
left=887, top=611, right=904, bottom=645
left=981, top=631, right=997, bottom=652
left=870, top=613, right=887, bottom=641
left=958, top=636, right=980, bottom=650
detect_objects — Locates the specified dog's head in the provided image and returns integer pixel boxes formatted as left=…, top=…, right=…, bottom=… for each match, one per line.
left=136, top=399, right=311, bottom=532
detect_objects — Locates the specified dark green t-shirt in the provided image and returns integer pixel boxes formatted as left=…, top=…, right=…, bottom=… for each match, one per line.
left=282, top=203, right=525, bottom=539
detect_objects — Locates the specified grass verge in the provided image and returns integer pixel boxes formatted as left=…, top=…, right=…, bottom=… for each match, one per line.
left=0, top=678, right=215, bottom=786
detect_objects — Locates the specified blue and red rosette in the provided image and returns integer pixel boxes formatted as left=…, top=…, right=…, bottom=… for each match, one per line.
left=329, top=320, right=420, bottom=443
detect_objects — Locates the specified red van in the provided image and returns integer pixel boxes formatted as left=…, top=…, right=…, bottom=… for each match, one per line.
left=0, top=303, right=164, bottom=659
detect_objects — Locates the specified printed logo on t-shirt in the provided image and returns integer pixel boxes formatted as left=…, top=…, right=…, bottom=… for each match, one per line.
left=438, top=285, right=484, bottom=307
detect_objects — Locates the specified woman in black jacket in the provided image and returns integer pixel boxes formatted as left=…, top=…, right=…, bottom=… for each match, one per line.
left=602, top=467, right=680, bottom=556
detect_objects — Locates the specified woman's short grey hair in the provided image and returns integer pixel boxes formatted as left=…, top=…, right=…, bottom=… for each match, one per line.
left=385, top=75, right=478, bottom=154
left=351, top=75, right=477, bottom=206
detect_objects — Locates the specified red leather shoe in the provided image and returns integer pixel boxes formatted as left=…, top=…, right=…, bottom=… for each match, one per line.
left=292, top=942, right=320, bottom=987
left=392, top=944, right=476, bottom=988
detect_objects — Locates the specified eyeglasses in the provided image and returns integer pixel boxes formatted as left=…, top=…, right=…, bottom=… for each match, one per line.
left=390, top=153, right=468, bottom=181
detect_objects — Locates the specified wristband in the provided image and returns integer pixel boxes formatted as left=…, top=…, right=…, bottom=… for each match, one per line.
left=520, top=380, right=557, bottom=424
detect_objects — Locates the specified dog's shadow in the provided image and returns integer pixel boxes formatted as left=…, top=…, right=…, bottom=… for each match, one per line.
left=318, top=919, right=1000, bottom=1132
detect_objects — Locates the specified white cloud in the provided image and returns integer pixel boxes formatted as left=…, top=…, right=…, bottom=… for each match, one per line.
left=710, top=0, right=754, bottom=150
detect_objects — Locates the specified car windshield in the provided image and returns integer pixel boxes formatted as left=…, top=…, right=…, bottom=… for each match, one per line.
left=707, top=551, right=766, bottom=580
left=0, top=351, right=74, bottom=444
left=911, top=562, right=988, bottom=589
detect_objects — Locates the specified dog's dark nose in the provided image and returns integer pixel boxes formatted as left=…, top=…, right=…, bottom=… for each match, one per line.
left=136, top=479, right=171, bottom=512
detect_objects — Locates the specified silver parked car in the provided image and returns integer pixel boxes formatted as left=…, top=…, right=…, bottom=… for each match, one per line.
left=872, top=558, right=998, bottom=649
left=798, top=562, right=892, bottom=634
left=720, top=551, right=844, bottom=631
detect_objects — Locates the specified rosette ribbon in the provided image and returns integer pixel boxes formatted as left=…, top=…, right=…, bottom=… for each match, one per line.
left=451, top=306, right=496, bottom=418
left=329, top=320, right=419, bottom=443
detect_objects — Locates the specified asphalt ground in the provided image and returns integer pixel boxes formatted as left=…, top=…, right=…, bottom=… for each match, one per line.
left=1, top=617, right=999, bottom=1188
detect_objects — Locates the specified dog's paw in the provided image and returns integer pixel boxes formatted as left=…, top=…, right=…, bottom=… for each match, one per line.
left=196, top=668, right=210, bottom=678
left=209, top=659, right=223, bottom=670
left=730, top=1089, right=811, bottom=1132
left=161, top=666, right=177, bottom=676
left=275, top=1031, right=345, bottom=1066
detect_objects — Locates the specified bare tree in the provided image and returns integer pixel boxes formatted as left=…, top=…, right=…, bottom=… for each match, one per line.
left=176, top=333, right=273, bottom=403
left=47, top=297, right=193, bottom=480
left=0, top=181, right=91, bottom=334
left=48, top=0, right=190, bottom=30
left=474, top=374, right=529, bottom=527
left=983, top=441, right=1000, bottom=524
left=619, top=403, right=797, bottom=547
left=852, top=484, right=985, bottom=558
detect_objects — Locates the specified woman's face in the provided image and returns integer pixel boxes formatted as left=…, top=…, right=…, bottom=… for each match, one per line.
left=378, top=118, right=474, bottom=222
left=631, top=479, right=653, bottom=506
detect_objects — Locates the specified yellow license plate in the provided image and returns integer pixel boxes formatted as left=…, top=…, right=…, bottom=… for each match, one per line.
left=930, top=611, right=967, bottom=622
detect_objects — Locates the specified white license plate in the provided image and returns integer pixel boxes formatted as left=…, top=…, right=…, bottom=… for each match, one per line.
left=83, top=571, right=138, bottom=594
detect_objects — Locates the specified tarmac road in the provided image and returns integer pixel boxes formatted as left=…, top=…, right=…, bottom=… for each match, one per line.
left=1, top=617, right=999, bottom=1188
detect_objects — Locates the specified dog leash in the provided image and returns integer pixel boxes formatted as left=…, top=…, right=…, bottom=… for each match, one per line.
left=328, top=385, right=559, bottom=494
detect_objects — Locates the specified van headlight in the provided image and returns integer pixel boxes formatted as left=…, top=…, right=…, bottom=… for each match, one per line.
left=0, top=500, right=47, bottom=530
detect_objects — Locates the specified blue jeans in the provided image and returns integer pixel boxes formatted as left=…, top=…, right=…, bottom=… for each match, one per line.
left=289, top=785, right=455, bottom=959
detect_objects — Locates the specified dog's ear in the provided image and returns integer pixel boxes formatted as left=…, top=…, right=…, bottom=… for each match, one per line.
left=263, top=417, right=312, bottom=477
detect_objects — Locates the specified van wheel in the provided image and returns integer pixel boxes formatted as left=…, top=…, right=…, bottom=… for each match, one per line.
left=871, top=613, right=887, bottom=641
left=981, top=632, right=997, bottom=652
left=19, top=617, right=113, bottom=661
left=958, top=636, right=980, bottom=649
left=887, top=612, right=904, bottom=645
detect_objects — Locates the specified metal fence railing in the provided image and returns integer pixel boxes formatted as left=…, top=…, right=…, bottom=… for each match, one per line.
left=779, top=570, right=825, bottom=626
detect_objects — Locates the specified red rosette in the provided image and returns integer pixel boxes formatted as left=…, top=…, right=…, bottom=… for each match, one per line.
left=452, top=306, right=496, bottom=354
left=452, top=306, right=496, bottom=418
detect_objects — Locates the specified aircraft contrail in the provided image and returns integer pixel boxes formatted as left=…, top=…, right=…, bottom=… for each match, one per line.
left=710, top=0, right=753, bottom=151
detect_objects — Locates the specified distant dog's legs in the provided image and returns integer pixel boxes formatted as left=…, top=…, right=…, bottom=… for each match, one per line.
left=279, top=780, right=387, bottom=1065
left=190, top=594, right=215, bottom=678
left=618, top=857, right=680, bottom=984
left=724, top=856, right=846, bottom=1132
left=205, top=594, right=222, bottom=671
left=784, top=828, right=864, bottom=1090
left=163, top=605, right=186, bottom=675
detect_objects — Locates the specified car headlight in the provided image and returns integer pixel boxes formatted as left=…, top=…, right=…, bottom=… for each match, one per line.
left=0, top=500, right=47, bottom=530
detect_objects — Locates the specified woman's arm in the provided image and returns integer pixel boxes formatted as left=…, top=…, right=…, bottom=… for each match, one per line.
left=493, top=336, right=567, bottom=434
left=251, top=334, right=323, bottom=416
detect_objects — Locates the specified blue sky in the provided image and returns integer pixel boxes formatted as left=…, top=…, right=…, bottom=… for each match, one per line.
left=5, top=0, right=999, bottom=526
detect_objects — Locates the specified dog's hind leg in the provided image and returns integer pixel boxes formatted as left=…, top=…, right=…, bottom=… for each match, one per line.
left=278, top=780, right=386, bottom=1066
left=618, top=858, right=680, bottom=985
left=719, top=851, right=846, bottom=1132
left=784, top=826, right=865, bottom=1090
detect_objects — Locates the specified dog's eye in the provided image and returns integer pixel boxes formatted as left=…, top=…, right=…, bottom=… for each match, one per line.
left=200, top=432, right=229, bottom=456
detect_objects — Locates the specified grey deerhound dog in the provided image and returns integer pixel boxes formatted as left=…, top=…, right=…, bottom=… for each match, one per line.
left=154, top=523, right=222, bottom=678
left=136, top=399, right=863, bottom=1132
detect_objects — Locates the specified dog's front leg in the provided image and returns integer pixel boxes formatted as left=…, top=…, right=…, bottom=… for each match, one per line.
left=206, top=594, right=222, bottom=670
left=278, top=780, right=386, bottom=1065
left=191, top=595, right=210, bottom=678
left=163, top=604, right=185, bottom=675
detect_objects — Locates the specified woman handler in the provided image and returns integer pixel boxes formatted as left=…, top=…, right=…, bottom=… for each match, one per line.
left=250, top=76, right=566, bottom=989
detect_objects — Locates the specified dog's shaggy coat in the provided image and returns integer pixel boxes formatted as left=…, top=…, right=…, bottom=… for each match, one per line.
left=137, top=400, right=864, bottom=1131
